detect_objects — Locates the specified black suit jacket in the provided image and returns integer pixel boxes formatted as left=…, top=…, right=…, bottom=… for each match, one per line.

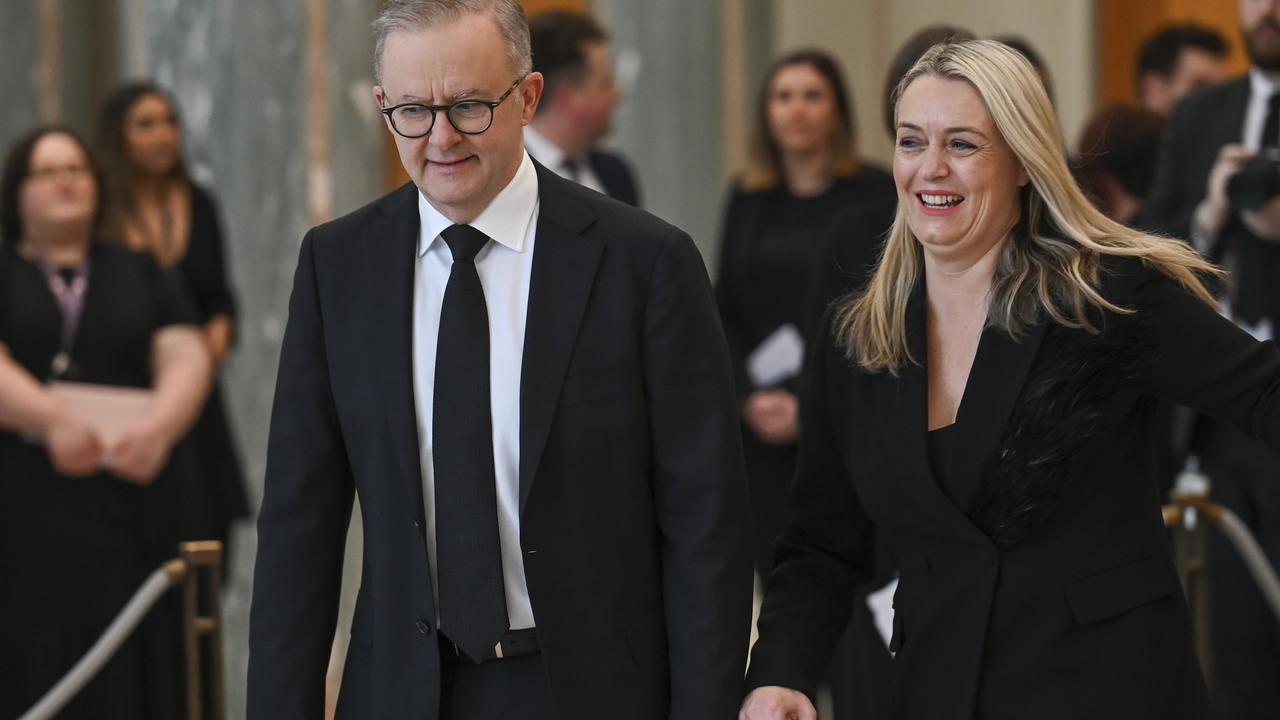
left=589, top=149, right=641, bottom=207
left=247, top=165, right=752, bottom=719
left=1144, top=76, right=1280, bottom=325
left=746, top=257, right=1280, bottom=719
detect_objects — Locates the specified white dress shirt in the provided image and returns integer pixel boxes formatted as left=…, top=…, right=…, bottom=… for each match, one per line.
left=413, top=151, right=539, bottom=631
left=524, top=125, right=608, bottom=196
left=1242, top=69, right=1280, bottom=152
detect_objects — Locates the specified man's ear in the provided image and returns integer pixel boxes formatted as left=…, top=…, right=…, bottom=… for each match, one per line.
left=521, top=72, right=546, bottom=124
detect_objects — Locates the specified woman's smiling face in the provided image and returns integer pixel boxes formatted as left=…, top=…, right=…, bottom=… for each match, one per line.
left=893, top=74, right=1028, bottom=264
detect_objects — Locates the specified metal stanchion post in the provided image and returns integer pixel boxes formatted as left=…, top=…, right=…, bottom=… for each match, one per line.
left=181, top=540, right=226, bottom=720
left=1167, top=459, right=1214, bottom=685
left=1170, top=491, right=1213, bottom=685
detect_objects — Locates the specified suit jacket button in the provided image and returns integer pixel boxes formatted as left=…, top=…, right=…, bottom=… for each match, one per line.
left=413, top=517, right=423, bottom=530
left=416, top=619, right=432, bottom=636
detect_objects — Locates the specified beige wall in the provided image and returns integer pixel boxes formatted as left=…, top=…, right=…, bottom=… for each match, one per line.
left=772, top=0, right=1094, bottom=168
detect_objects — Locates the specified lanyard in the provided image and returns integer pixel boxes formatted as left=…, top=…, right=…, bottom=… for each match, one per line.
left=31, top=252, right=91, bottom=379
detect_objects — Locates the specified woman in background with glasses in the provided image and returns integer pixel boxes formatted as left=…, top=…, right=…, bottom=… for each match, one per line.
left=97, top=83, right=250, bottom=575
left=0, top=126, right=210, bottom=719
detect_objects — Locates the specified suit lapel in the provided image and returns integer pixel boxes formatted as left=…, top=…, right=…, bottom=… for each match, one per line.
left=872, top=274, right=1047, bottom=543
left=872, top=277, right=978, bottom=537
left=519, top=166, right=603, bottom=514
left=945, top=319, right=1046, bottom=510
left=1222, top=77, right=1250, bottom=145
left=362, top=183, right=425, bottom=506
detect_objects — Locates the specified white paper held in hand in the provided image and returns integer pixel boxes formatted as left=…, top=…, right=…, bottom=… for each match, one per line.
left=746, top=323, right=805, bottom=388
left=868, top=577, right=899, bottom=653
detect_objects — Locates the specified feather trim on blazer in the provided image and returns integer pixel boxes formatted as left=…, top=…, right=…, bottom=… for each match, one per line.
left=968, top=316, right=1152, bottom=546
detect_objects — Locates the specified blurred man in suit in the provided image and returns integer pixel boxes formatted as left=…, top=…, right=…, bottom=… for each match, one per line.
left=246, top=1, right=751, bottom=718
left=524, top=10, right=642, bottom=206
left=1136, top=23, right=1230, bottom=118
left=1144, top=2, right=1280, bottom=717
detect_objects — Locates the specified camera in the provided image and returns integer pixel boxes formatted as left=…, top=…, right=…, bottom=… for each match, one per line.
left=1227, top=147, right=1280, bottom=211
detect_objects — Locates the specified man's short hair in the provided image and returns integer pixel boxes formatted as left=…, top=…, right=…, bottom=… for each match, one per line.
left=1137, top=24, right=1229, bottom=81
left=372, top=0, right=532, bottom=85
left=528, top=10, right=607, bottom=102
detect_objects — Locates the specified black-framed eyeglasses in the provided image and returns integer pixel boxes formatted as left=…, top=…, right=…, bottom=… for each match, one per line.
left=379, top=75, right=526, bottom=139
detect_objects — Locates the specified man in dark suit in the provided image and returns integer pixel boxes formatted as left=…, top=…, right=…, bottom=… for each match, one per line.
left=1144, top=1, right=1280, bottom=717
left=524, top=10, right=642, bottom=206
left=245, top=1, right=751, bottom=718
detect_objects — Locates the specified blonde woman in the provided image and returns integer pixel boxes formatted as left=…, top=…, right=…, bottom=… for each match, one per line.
left=741, top=40, right=1275, bottom=720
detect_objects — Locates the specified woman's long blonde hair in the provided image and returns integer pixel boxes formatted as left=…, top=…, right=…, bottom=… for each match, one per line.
left=838, top=39, right=1218, bottom=374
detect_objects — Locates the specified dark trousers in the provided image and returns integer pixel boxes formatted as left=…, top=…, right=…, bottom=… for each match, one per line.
left=438, top=636, right=557, bottom=720
left=1197, top=422, right=1280, bottom=720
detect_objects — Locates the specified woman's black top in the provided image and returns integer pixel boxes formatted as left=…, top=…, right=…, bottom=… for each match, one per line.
left=716, top=166, right=896, bottom=398
left=178, top=184, right=237, bottom=324
left=0, top=242, right=196, bottom=720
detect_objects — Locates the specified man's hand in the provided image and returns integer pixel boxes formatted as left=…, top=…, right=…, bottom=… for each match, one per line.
left=45, top=412, right=104, bottom=477
left=1197, top=144, right=1254, bottom=241
left=743, top=390, right=800, bottom=445
left=740, top=686, right=817, bottom=720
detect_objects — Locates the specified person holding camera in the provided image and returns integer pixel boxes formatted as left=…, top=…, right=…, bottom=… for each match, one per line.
left=1143, top=1, right=1280, bottom=717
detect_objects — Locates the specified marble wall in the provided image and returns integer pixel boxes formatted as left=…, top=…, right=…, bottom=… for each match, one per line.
left=118, top=0, right=384, bottom=713
left=0, top=3, right=42, bottom=155
left=595, top=0, right=730, bottom=269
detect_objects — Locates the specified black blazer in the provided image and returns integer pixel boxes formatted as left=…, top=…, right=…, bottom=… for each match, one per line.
left=1144, top=76, right=1280, bottom=325
left=247, top=165, right=752, bottom=719
left=746, top=257, right=1280, bottom=719
left=588, top=149, right=641, bottom=207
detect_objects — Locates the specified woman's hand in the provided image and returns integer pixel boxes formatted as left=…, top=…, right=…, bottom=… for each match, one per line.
left=204, top=314, right=233, bottom=366
left=45, top=412, right=104, bottom=477
left=105, top=417, right=176, bottom=485
left=743, top=390, right=801, bottom=445
left=740, top=686, right=817, bottom=720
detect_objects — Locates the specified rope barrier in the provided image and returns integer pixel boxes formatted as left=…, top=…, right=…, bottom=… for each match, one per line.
left=1209, top=508, right=1280, bottom=620
left=17, top=540, right=225, bottom=720
left=19, top=560, right=187, bottom=720
left=1164, top=494, right=1280, bottom=623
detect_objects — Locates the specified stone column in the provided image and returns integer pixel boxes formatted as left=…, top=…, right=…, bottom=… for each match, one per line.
left=0, top=4, right=41, bottom=155
left=120, top=0, right=384, bottom=712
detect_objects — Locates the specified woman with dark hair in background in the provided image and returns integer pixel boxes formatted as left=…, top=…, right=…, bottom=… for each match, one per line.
left=0, top=127, right=211, bottom=719
left=1073, top=106, right=1166, bottom=226
left=717, top=49, right=895, bottom=585
left=97, top=82, right=249, bottom=569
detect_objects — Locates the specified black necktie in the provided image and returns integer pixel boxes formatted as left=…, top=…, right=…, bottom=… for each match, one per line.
left=434, top=224, right=508, bottom=662
left=1262, top=93, right=1280, bottom=148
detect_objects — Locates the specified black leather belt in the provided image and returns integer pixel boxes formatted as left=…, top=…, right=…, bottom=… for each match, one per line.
left=440, top=627, right=540, bottom=661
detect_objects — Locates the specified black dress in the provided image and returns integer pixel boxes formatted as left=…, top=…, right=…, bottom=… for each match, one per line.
left=0, top=243, right=198, bottom=719
left=170, top=184, right=249, bottom=564
left=715, top=166, right=896, bottom=576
